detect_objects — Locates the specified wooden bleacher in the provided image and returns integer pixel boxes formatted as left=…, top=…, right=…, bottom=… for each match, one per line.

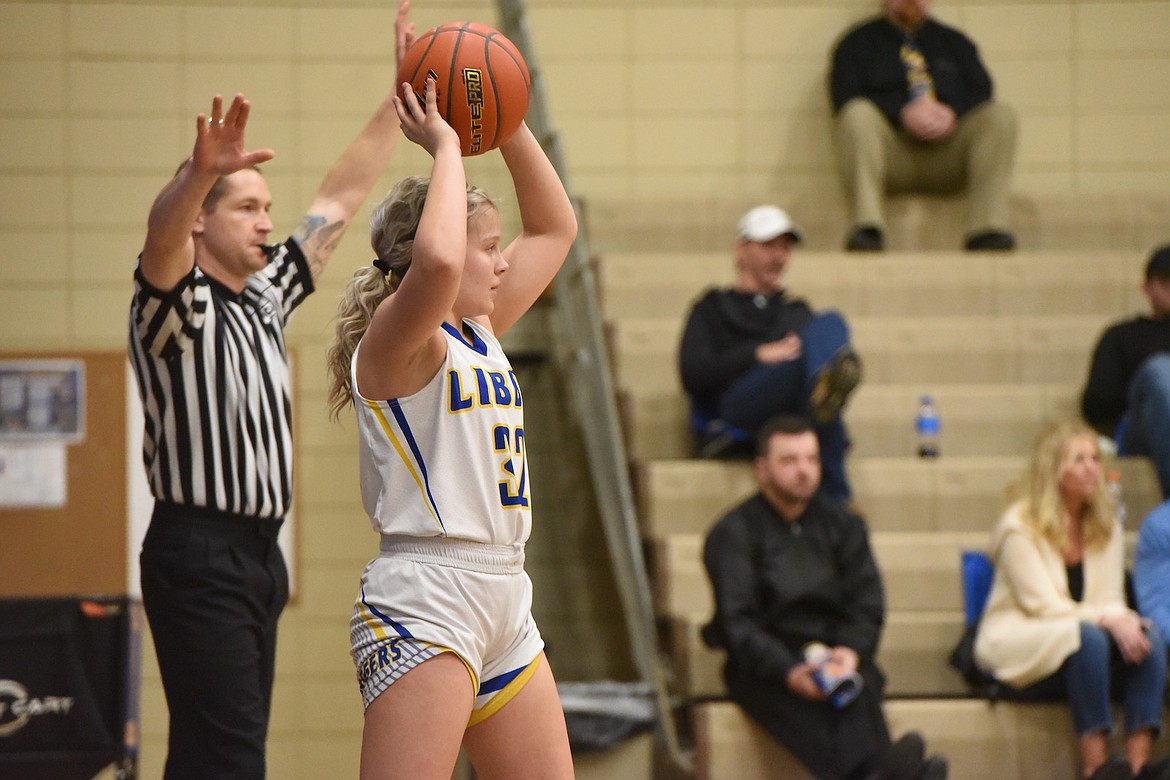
left=694, top=699, right=1086, bottom=780
left=598, top=247, right=1165, bottom=778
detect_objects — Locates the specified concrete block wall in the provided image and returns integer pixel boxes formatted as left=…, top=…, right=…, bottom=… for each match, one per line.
left=529, top=0, right=1170, bottom=251
left=2, top=1, right=1168, bottom=777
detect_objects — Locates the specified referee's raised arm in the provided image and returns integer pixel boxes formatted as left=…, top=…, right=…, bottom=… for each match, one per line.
left=292, top=0, right=415, bottom=283
left=140, top=93, right=274, bottom=292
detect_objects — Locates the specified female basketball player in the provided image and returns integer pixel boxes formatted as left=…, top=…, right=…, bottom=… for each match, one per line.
left=325, top=75, right=578, bottom=779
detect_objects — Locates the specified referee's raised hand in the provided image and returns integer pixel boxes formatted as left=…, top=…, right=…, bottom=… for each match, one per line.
left=192, top=93, right=275, bottom=177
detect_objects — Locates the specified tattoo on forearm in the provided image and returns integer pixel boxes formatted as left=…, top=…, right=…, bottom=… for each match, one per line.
left=294, top=214, right=347, bottom=278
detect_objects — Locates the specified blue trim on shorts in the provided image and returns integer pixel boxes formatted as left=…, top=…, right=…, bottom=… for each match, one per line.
left=362, top=588, right=414, bottom=638
left=478, top=664, right=526, bottom=695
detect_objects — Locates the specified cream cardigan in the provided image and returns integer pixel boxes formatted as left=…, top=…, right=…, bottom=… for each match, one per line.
left=973, top=500, right=1131, bottom=688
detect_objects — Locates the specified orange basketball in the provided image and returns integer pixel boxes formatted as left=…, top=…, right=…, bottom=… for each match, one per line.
left=397, top=22, right=531, bottom=157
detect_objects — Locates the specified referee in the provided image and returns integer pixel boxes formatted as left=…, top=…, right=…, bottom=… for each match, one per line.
left=127, top=7, right=413, bottom=776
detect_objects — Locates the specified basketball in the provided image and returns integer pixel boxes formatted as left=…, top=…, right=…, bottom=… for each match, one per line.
left=397, top=22, right=531, bottom=157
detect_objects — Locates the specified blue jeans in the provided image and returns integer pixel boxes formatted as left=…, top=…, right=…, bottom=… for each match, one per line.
left=718, top=311, right=853, bottom=500
left=1121, top=354, right=1170, bottom=498
left=1018, top=622, right=1166, bottom=737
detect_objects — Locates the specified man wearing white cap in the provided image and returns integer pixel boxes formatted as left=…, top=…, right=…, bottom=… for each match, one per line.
left=678, top=205, right=862, bottom=501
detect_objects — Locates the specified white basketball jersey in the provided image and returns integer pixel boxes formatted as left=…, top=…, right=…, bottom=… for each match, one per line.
left=352, top=319, right=531, bottom=546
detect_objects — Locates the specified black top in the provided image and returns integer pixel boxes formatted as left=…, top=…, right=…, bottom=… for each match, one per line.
left=1081, top=316, right=1170, bottom=436
left=702, top=493, right=884, bottom=684
left=1067, top=563, right=1085, bottom=603
left=678, top=288, right=814, bottom=416
left=829, top=16, right=993, bottom=126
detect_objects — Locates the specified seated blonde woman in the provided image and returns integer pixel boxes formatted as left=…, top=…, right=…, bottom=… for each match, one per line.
left=974, top=420, right=1169, bottom=780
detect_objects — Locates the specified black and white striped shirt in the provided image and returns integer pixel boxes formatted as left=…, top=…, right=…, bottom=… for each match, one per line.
left=129, top=240, right=313, bottom=519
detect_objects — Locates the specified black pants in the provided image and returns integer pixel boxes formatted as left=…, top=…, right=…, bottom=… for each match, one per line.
left=140, top=502, right=288, bottom=780
left=727, top=660, right=891, bottom=779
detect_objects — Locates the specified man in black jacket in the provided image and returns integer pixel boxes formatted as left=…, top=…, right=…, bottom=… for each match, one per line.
left=1082, top=245, right=1170, bottom=498
left=678, top=205, right=861, bottom=501
left=829, top=0, right=1017, bottom=252
left=703, top=416, right=947, bottom=779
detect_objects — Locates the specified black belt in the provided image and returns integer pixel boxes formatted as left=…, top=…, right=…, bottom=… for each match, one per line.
left=153, top=500, right=284, bottom=539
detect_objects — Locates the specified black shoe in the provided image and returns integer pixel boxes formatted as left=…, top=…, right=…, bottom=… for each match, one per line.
left=918, top=755, right=948, bottom=780
left=879, top=732, right=926, bottom=780
left=696, top=421, right=749, bottom=459
left=846, top=225, right=885, bottom=252
left=1088, top=755, right=1133, bottom=780
left=1136, top=757, right=1170, bottom=780
left=964, top=230, right=1016, bottom=251
left=810, top=348, right=862, bottom=423
left=697, top=428, right=737, bottom=459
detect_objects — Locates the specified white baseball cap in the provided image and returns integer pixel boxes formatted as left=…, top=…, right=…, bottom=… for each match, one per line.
left=737, top=205, right=802, bottom=244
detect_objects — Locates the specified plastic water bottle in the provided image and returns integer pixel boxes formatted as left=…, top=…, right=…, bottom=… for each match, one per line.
left=1106, top=468, right=1126, bottom=526
left=915, top=395, right=940, bottom=458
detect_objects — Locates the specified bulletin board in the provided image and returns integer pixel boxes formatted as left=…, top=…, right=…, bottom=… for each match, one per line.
left=0, top=351, right=127, bottom=597
left=0, top=350, right=299, bottom=601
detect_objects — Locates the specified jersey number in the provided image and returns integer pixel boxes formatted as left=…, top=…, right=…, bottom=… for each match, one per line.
left=493, top=425, right=529, bottom=508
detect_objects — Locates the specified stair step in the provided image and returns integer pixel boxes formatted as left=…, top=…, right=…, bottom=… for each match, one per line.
left=693, top=697, right=1170, bottom=780
left=608, top=315, right=1110, bottom=392
left=652, top=532, right=989, bottom=621
left=599, top=250, right=1146, bottom=321
left=620, top=383, right=1086, bottom=461
left=636, top=456, right=1159, bottom=538
left=670, top=610, right=969, bottom=700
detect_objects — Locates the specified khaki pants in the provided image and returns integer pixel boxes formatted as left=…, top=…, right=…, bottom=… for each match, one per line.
left=833, top=97, right=1018, bottom=237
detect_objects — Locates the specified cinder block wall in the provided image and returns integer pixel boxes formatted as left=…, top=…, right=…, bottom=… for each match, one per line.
left=529, top=0, right=1170, bottom=251
left=1, top=1, right=1168, bottom=776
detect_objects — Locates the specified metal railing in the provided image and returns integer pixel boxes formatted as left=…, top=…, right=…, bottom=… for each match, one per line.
left=494, top=0, right=688, bottom=770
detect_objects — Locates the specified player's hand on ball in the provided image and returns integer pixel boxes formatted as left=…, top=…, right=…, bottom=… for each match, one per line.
left=394, top=78, right=459, bottom=157
left=396, top=22, right=530, bottom=156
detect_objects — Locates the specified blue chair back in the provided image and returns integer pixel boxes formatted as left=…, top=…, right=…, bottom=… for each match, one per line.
left=960, top=550, right=994, bottom=627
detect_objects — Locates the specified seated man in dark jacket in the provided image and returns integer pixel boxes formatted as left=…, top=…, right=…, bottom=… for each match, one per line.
left=703, top=415, right=947, bottom=779
left=1082, top=244, right=1170, bottom=499
left=679, top=205, right=860, bottom=501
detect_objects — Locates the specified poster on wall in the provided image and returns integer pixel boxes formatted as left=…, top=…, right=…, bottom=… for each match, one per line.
left=0, top=360, right=83, bottom=509
left=0, top=360, right=85, bottom=444
left=0, top=446, right=67, bottom=508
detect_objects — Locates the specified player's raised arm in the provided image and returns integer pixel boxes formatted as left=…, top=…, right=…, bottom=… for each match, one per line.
left=490, top=122, right=577, bottom=336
